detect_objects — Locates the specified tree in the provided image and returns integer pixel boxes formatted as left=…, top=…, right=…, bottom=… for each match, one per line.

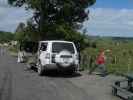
left=9, top=0, right=95, bottom=49
left=15, top=21, right=40, bottom=42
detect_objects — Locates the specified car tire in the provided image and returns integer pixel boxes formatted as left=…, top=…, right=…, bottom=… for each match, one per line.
left=27, top=63, right=32, bottom=69
left=67, top=69, right=76, bottom=75
left=37, top=61, right=44, bottom=76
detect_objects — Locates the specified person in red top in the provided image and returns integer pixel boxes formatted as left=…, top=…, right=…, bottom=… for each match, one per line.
left=96, top=51, right=107, bottom=76
left=96, top=51, right=105, bottom=65
left=89, top=49, right=109, bottom=76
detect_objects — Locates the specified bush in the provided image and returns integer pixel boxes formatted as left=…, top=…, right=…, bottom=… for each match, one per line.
left=8, top=45, right=18, bottom=53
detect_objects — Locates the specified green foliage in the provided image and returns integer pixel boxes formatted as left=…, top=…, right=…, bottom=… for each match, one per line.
left=80, top=37, right=133, bottom=74
left=14, top=32, right=25, bottom=41
left=0, top=31, right=14, bottom=43
left=8, top=44, right=18, bottom=57
left=14, top=21, right=41, bottom=42
left=8, top=45, right=18, bottom=52
left=9, top=0, right=96, bottom=46
left=80, top=47, right=98, bottom=70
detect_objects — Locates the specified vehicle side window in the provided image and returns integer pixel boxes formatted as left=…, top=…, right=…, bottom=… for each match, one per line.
left=40, top=43, right=47, bottom=51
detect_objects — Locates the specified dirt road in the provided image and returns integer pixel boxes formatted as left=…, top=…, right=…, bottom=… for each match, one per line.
left=0, top=50, right=120, bottom=100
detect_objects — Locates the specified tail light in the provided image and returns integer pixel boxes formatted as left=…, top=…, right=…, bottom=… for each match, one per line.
left=76, top=54, right=79, bottom=60
left=45, top=53, right=50, bottom=59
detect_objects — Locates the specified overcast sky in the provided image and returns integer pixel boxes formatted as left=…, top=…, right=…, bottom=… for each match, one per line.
left=0, top=0, right=133, bottom=37
left=0, top=0, right=32, bottom=32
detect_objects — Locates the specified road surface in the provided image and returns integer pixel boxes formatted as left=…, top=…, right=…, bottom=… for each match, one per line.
left=0, top=49, right=120, bottom=100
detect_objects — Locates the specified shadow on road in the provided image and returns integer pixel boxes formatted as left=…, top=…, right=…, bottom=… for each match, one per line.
left=26, top=67, right=82, bottom=78
left=44, top=71, right=82, bottom=78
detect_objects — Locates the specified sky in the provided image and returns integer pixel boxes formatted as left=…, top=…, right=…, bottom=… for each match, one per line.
left=0, top=0, right=133, bottom=37
left=82, top=0, right=133, bottom=37
left=0, top=0, right=32, bottom=32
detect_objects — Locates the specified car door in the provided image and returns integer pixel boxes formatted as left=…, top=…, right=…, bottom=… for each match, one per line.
left=38, top=42, right=48, bottom=65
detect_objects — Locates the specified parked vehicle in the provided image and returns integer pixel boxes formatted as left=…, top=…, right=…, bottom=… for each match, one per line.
left=34, top=40, right=79, bottom=75
left=20, top=40, right=79, bottom=75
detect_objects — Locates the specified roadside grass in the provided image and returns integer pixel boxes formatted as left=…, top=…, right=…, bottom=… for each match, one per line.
left=80, top=39, right=133, bottom=74
left=8, top=45, right=18, bottom=57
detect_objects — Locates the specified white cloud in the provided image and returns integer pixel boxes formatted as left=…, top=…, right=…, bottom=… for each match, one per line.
left=83, top=8, right=133, bottom=37
left=0, top=0, right=33, bottom=32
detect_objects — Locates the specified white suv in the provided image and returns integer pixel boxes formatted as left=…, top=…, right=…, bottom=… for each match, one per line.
left=36, top=40, right=79, bottom=75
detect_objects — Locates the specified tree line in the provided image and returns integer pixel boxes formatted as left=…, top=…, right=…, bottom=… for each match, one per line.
left=8, top=0, right=96, bottom=50
left=0, top=31, right=14, bottom=43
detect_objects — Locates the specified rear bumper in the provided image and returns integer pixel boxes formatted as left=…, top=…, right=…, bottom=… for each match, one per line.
left=44, top=64, right=78, bottom=71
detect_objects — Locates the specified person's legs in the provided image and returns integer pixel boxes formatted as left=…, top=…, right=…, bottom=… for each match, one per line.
left=17, top=53, right=20, bottom=62
left=20, top=52, right=23, bottom=62
left=99, top=64, right=107, bottom=76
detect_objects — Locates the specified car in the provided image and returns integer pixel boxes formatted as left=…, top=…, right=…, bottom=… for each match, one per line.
left=34, top=40, right=79, bottom=75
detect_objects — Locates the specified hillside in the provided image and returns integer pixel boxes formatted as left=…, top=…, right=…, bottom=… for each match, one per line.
left=0, top=31, right=14, bottom=43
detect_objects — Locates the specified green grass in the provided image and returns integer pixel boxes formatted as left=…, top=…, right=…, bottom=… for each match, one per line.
left=80, top=38, right=133, bottom=74
left=8, top=45, right=18, bottom=57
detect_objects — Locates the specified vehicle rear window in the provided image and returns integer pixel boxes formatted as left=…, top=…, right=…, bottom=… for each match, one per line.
left=52, top=42, right=75, bottom=53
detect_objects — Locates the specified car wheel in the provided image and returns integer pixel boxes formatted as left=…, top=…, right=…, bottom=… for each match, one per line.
left=27, top=63, right=32, bottom=69
left=68, top=69, right=76, bottom=75
left=37, top=61, right=44, bottom=76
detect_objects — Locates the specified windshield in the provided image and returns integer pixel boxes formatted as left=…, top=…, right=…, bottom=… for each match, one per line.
left=52, top=42, right=75, bottom=53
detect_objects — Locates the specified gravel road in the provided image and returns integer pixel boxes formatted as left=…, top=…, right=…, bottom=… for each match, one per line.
left=0, top=49, right=121, bottom=100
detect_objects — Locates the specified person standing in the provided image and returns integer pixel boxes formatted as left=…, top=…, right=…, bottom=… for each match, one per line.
left=17, top=45, right=25, bottom=63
